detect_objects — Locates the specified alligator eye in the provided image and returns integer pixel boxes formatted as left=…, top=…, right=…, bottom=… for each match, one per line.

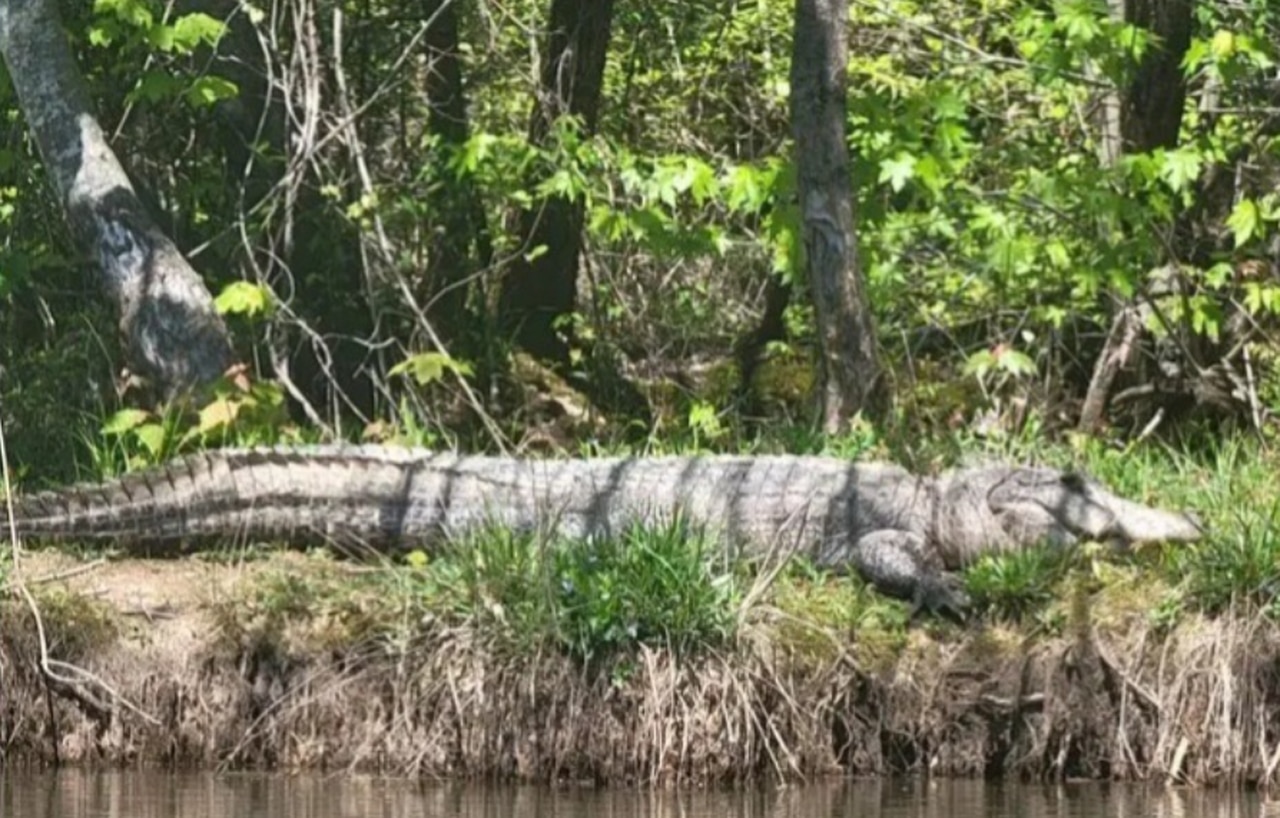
left=1059, top=472, right=1086, bottom=490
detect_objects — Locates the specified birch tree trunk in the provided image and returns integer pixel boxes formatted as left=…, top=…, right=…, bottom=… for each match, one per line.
left=0, top=0, right=233, bottom=398
left=790, top=0, right=885, bottom=431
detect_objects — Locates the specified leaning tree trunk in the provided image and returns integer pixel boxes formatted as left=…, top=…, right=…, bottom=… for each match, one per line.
left=790, top=0, right=885, bottom=431
left=0, top=0, right=234, bottom=398
left=497, top=0, right=616, bottom=364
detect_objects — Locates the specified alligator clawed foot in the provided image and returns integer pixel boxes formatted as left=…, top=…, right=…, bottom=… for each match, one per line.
left=909, top=573, right=971, bottom=625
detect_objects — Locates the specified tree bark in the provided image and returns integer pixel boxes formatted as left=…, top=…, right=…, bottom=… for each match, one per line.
left=422, top=0, right=491, bottom=337
left=1080, top=0, right=1192, bottom=431
left=1097, top=0, right=1192, bottom=163
left=498, top=0, right=616, bottom=364
left=0, top=0, right=234, bottom=398
left=790, top=0, right=884, bottom=432
left=1120, top=0, right=1193, bottom=153
left=186, top=0, right=286, bottom=208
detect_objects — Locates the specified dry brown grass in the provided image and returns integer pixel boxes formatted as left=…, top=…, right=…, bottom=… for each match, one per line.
left=5, top=552, right=1280, bottom=785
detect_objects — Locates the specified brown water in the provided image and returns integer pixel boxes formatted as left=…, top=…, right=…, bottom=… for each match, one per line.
left=0, top=772, right=1269, bottom=818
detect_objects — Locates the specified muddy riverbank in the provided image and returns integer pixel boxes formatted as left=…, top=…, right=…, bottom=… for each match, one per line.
left=3, top=550, right=1280, bottom=785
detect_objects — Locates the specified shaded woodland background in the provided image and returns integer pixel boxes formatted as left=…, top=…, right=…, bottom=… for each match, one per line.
left=1, top=0, right=1279, bottom=481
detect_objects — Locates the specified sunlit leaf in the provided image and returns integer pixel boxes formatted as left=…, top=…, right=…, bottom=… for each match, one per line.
left=1227, top=199, right=1260, bottom=247
left=879, top=153, right=916, bottom=193
left=389, top=352, right=474, bottom=385
left=102, top=408, right=152, bottom=436
left=215, top=281, right=274, bottom=317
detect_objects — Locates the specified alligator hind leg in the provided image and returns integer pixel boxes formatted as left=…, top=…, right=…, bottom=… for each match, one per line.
left=851, top=530, right=970, bottom=621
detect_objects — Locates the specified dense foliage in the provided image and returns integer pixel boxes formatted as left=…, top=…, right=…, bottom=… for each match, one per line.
left=0, top=0, right=1278, bottom=475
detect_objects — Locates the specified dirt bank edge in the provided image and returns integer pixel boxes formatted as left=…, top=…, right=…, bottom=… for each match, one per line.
left=3, top=551, right=1280, bottom=785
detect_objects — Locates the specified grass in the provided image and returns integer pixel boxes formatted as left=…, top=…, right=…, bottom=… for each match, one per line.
left=214, top=519, right=747, bottom=668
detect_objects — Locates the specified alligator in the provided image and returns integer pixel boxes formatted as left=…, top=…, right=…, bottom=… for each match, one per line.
left=5, top=445, right=1205, bottom=616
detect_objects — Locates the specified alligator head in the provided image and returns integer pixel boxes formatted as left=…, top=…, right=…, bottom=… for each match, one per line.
left=987, top=467, right=1205, bottom=546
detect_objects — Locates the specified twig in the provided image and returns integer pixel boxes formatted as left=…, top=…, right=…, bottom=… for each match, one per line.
left=331, top=3, right=510, bottom=454
left=0, top=557, right=107, bottom=595
left=1135, top=407, right=1165, bottom=445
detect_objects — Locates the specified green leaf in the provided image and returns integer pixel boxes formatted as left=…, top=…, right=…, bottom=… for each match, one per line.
left=388, top=352, right=473, bottom=385
left=996, top=348, right=1037, bottom=377
left=88, top=23, right=117, bottom=47
left=1159, top=148, right=1203, bottom=193
left=989, top=236, right=1034, bottom=276
left=1227, top=199, right=1261, bottom=247
left=133, top=423, right=167, bottom=458
left=541, top=168, right=580, bottom=199
left=878, top=152, right=916, bottom=193
left=913, top=153, right=944, bottom=193
left=215, top=281, right=273, bottom=317
left=95, top=0, right=154, bottom=28
left=1210, top=30, right=1236, bottom=60
left=101, top=408, right=152, bottom=436
left=185, top=76, right=239, bottom=108
left=454, top=133, right=497, bottom=176
left=197, top=396, right=242, bottom=434
left=686, top=159, right=719, bottom=205
left=1057, top=1, right=1102, bottom=44
left=724, top=164, right=768, bottom=213
left=1188, top=295, right=1221, bottom=342
left=963, top=349, right=996, bottom=378
left=171, top=13, right=226, bottom=50
left=1243, top=282, right=1280, bottom=315
left=1182, top=38, right=1209, bottom=72
left=146, top=24, right=175, bottom=52
left=1045, top=239, right=1071, bottom=269
left=130, top=70, right=183, bottom=104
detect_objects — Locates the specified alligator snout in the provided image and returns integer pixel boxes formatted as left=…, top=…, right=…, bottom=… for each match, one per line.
left=1105, top=498, right=1205, bottom=543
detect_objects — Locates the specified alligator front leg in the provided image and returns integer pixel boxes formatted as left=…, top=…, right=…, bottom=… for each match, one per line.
left=851, top=530, right=971, bottom=621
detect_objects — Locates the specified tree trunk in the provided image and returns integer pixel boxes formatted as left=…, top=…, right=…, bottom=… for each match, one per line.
left=1097, top=0, right=1192, bottom=163
left=0, top=0, right=234, bottom=398
left=1079, top=0, right=1192, bottom=432
left=422, top=0, right=492, bottom=338
left=498, top=0, right=615, bottom=364
left=790, top=0, right=884, bottom=432
left=187, top=0, right=286, bottom=208
left=1120, top=0, right=1193, bottom=153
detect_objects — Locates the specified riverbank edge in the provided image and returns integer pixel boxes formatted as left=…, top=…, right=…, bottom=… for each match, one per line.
left=3, top=551, right=1279, bottom=786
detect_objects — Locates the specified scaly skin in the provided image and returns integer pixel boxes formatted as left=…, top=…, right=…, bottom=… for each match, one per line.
left=7, top=445, right=1205, bottom=615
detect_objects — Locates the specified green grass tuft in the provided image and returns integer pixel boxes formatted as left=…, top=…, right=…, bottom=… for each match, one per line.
left=420, top=518, right=743, bottom=663
left=964, top=546, right=1073, bottom=622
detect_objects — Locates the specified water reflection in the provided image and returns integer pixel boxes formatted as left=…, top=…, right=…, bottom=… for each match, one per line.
left=0, top=772, right=1269, bottom=818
